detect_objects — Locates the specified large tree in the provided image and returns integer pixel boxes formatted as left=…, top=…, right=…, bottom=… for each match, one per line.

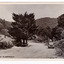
left=57, top=14, right=64, bottom=28
left=37, top=26, right=52, bottom=42
left=51, top=14, right=64, bottom=41
left=8, top=12, right=37, bottom=46
left=51, top=26, right=63, bottom=41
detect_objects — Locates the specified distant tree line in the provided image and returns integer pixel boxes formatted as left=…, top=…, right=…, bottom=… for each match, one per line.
left=36, top=14, right=64, bottom=42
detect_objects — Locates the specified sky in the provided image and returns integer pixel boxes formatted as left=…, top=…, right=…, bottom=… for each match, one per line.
left=0, top=4, right=64, bottom=22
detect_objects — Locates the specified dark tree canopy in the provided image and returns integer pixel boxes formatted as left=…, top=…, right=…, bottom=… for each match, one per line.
left=37, top=26, right=52, bottom=39
left=57, top=14, right=64, bottom=28
left=9, top=12, right=37, bottom=39
left=57, top=14, right=64, bottom=39
left=51, top=26, right=63, bottom=40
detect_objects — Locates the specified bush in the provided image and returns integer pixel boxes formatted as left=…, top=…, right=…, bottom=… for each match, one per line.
left=0, top=41, right=13, bottom=49
left=54, top=39, right=64, bottom=56
left=54, top=39, right=64, bottom=48
left=0, top=35, right=14, bottom=49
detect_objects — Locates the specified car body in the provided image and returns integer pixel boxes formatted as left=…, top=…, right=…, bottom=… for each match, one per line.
left=48, top=42, right=54, bottom=49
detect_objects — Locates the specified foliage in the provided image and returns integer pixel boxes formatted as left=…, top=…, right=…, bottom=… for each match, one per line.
left=51, top=14, right=64, bottom=40
left=54, top=39, right=64, bottom=56
left=61, top=30, right=64, bottom=39
left=51, top=26, right=63, bottom=40
left=36, top=26, right=52, bottom=42
left=0, top=35, right=14, bottom=49
left=37, top=26, right=52, bottom=38
left=9, top=12, right=37, bottom=39
left=58, top=14, right=64, bottom=28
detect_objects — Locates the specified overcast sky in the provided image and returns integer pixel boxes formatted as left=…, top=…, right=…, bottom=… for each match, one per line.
left=0, top=4, right=64, bottom=22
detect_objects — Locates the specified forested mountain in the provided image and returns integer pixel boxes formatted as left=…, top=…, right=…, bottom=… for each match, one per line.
left=36, top=17, right=58, bottom=29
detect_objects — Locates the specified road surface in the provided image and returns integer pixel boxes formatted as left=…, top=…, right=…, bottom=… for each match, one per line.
left=0, top=40, right=60, bottom=58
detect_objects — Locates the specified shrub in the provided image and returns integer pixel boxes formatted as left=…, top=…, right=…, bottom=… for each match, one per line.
left=0, top=35, right=14, bottom=49
left=54, top=39, right=64, bottom=56
left=0, top=41, right=13, bottom=49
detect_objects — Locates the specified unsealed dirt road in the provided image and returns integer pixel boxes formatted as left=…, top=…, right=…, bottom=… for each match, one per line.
left=0, top=40, right=60, bottom=58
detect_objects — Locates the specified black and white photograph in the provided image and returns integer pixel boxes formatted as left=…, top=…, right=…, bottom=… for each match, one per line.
left=0, top=3, right=64, bottom=59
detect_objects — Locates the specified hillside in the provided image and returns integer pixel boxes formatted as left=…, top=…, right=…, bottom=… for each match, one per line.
left=36, top=17, right=58, bottom=29
left=0, top=18, right=11, bottom=35
left=4, top=21, right=11, bottom=29
left=0, top=18, right=11, bottom=29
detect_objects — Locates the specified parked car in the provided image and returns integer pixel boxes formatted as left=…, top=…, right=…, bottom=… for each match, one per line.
left=48, top=40, right=54, bottom=49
